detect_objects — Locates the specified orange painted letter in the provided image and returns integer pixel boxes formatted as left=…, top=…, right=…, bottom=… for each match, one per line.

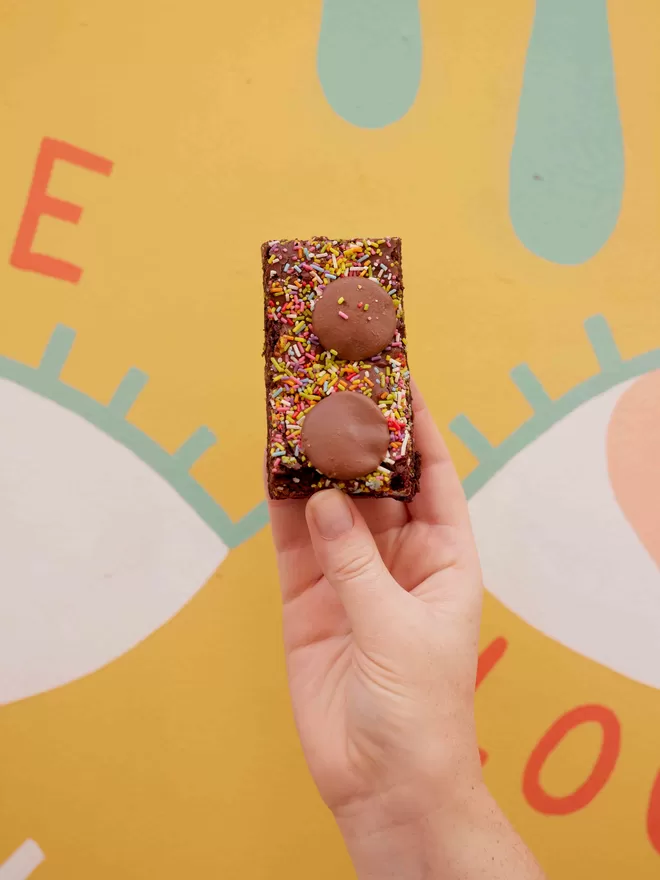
left=10, top=137, right=113, bottom=283
left=523, top=705, right=620, bottom=815
left=476, top=637, right=508, bottom=766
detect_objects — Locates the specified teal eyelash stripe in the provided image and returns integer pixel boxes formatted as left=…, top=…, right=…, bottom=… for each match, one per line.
left=452, top=315, right=660, bottom=501
left=0, top=325, right=269, bottom=549
left=449, top=415, right=494, bottom=462
left=509, top=363, right=552, bottom=413
left=108, top=368, right=150, bottom=418
left=3, top=315, right=657, bottom=549
left=39, top=323, right=76, bottom=378
left=173, top=427, right=217, bottom=472
left=585, top=312, right=623, bottom=372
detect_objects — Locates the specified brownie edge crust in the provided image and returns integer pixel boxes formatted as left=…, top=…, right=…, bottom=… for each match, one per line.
left=263, top=237, right=420, bottom=501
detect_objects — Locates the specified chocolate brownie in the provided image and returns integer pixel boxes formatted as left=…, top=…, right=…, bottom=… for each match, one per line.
left=263, top=237, right=420, bottom=500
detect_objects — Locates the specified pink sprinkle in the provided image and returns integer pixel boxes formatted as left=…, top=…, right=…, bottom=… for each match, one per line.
left=338, top=310, right=349, bottom=320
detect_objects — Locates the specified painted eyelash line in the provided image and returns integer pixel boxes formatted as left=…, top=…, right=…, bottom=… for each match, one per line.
left=1, top=315, right=656, bottom=550
left=0, top=324, right=269, bottom=549
left=452, top=315, right=660, bottom=500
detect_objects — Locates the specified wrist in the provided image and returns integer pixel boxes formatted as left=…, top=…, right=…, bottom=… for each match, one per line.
left=334, top=733, right=485, bottom=838
left=335, top=778, right=546, bottom=880
left=335, top=780, right=490, bottom=880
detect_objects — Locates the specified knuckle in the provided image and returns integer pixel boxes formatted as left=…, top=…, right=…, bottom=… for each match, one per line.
left=332, top=545, right=379, bottom=584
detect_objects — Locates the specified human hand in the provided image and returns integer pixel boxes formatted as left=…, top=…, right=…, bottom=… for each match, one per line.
left=269, top=384, right=547, bottom=879
left=269, top=384, right=546, bottom=878
left=269, top=384, right=484, bottom=827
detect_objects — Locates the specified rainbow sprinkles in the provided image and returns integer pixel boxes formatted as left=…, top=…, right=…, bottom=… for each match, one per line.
left=263, top=236, right=418, bottom=500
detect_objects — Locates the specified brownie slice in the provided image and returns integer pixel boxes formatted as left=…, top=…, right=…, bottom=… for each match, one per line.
left=263, top=237, right=420, bottom=500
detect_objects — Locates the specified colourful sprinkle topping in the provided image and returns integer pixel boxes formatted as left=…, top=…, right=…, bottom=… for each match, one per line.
left=266, top=237, right=410, bottom=495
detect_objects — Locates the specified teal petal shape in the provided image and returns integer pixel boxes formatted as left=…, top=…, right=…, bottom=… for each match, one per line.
left=510, top=0, right=624, bottom=265
left=317, top=0, right=422, bottom=128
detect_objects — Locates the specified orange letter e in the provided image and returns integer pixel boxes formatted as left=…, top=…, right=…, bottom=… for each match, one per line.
left=10, top=137, right=113, bottom=283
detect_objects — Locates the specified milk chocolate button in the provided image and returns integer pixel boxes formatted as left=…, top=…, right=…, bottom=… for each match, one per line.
left=301, top=391, right=390, bottom=480
left=312, top=277, right=396, bottom=360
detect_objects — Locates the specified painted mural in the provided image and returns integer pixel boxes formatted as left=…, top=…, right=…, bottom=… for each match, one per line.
left=1, top=1, right=659, bottom=877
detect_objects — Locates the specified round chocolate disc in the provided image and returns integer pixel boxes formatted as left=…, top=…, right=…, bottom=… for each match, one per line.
left=301, top=391, right=390, bottom=480
left=312, top=277, right=397, bottom=361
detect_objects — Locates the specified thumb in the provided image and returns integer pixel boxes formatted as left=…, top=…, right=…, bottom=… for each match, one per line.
left=305, top=490, right=406, bottom=641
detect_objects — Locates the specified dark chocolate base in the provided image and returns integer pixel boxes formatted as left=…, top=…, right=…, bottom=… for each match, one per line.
left=263, top=237, right=420, bottom=502
left=267, top=451, right=422, bottom=501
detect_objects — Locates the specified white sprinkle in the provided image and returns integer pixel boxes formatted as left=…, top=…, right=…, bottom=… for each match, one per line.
left=378, top=465, right=391, bottom=475
left=401, top=432, right=410, bottom=456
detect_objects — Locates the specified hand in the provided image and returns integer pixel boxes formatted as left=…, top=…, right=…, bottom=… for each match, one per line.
left=269, top=385, right=545, bottom=879
left=269, top=384, right=482, bottom=816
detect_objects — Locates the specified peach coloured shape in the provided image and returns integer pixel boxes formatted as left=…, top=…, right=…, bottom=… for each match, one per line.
left=607, top=370, right=660, bottom=570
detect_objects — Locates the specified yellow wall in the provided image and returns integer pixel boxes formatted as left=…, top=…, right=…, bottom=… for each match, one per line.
left=1, top=1, right=659, bottom=876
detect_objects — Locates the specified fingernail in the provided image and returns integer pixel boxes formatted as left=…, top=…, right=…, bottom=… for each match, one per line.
left=309, top=490, right=354, bottom=540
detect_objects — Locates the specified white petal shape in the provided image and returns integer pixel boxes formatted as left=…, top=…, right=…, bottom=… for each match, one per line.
left=0, top=379, right=227, bottom=704
left=0, top=841, right=44, bottom=879
left=469, top=381, right=660, bottom=690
